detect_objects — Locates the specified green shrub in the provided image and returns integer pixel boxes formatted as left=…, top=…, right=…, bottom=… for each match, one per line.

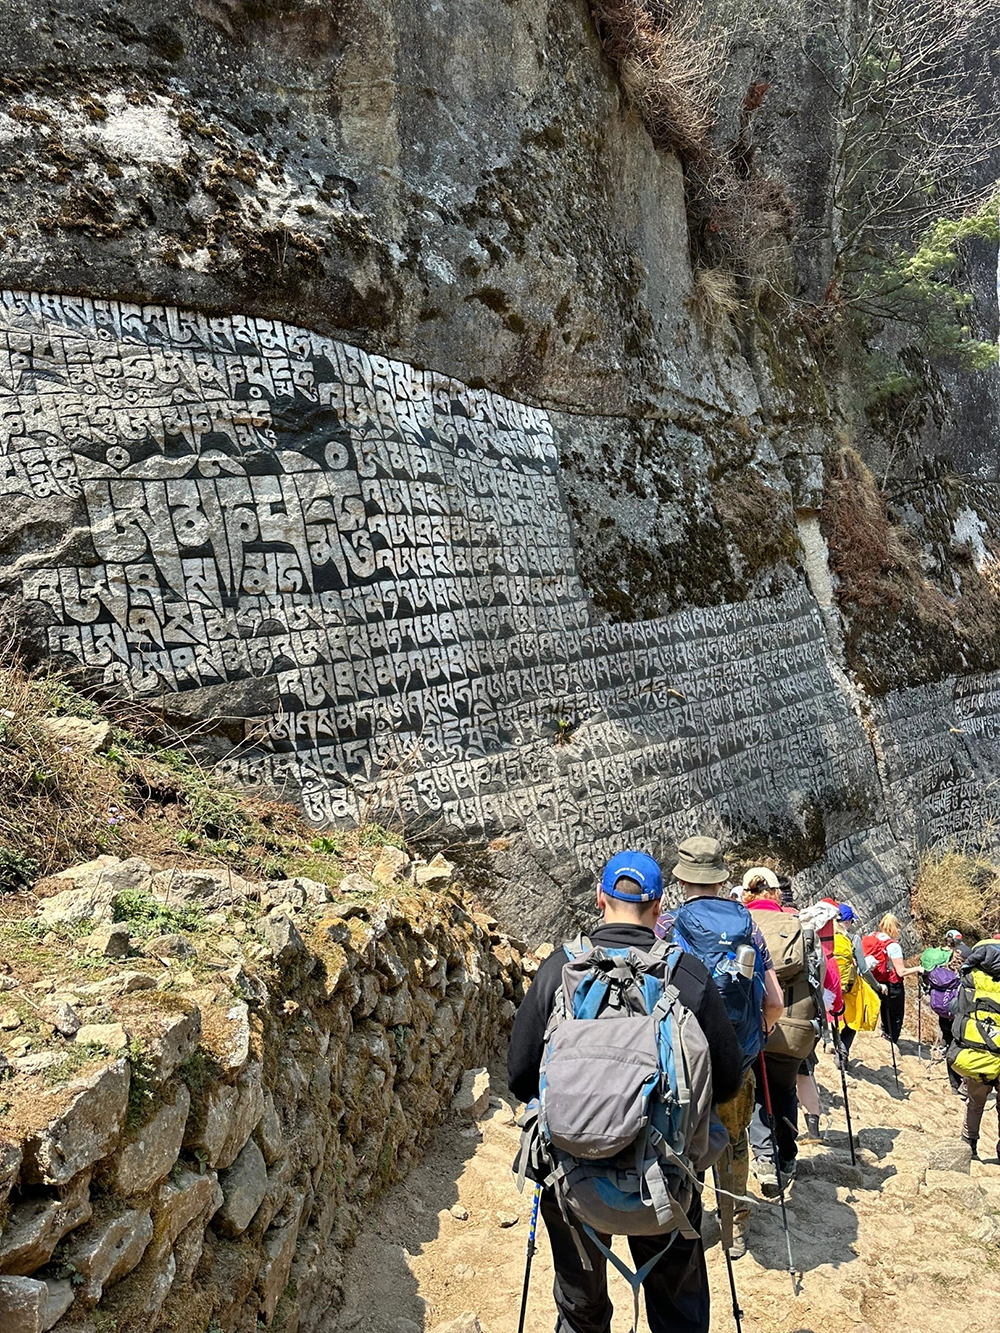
left=113, top=889, right=204, bottom=936
left=125, top=1037, right=157, bottom=1128
left=0, top=848, right=40, bottom=893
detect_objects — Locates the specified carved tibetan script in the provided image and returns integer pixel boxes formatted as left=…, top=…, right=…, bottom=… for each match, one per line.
left=0, top=290, right=881, bottom=883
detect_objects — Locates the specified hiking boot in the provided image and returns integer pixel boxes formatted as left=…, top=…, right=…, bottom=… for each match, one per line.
left=753, top=1156, right=779, bottom=1198
left=969, top=1138, right=980, bottom=1159
left=727, top=1222, right=749, bottom=1260
left=801, top=1114, right=823, bottom=1143
left=779, top=1157, right=797, bottom=1183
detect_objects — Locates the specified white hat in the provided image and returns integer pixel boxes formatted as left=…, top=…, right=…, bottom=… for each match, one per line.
left=741, top=866, right=779, bottom=890
left=728, top=885, right=744, bottom=900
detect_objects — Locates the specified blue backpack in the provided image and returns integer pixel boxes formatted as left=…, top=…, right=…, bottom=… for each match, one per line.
left=668, top=898, right=767, bottom=1070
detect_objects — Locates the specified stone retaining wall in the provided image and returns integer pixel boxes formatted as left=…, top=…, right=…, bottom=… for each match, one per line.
left=0, top=853, right=530, bottom=1333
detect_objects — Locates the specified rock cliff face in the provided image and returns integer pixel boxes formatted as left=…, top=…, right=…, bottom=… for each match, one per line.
left=0, top=0, right=997, bottom=934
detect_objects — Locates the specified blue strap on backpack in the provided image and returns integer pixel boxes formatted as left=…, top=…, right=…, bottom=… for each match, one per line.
left=670, top=898, right=767, bottom=1070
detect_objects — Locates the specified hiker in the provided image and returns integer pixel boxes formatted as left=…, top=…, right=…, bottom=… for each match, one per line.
left=924, top=951, right=963, bottom=1091
left=862, top=913, right=921, bottom=1045
left=656, top=840, right=784, bottom=1259
left=745, top=878, right=826, bottom=1192
left=833, top=904, right=882, bottom=1067
left=777, top=875, right=797, bottom=910
left=948, top=938, right=1000, bottom=1159
left=946, top=929, right=972, bottom=961
left=797, top=900, right=846, bottom=1141
left=741, top=865, right=778, bottom=899
left=507, top=850, right=744, bottom=1333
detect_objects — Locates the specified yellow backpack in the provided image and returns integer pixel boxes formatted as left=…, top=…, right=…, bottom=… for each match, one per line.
left=845, top=977, right=881, bottom=1032
left=950, top=940, right=1000, bottom=1083
left=833, top=931, right=858, bottom=993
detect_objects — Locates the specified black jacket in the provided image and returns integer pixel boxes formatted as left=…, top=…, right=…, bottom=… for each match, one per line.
left=507, top=923, right=744, bottom=1107
left=948, top=942, right=1000, bottom=1020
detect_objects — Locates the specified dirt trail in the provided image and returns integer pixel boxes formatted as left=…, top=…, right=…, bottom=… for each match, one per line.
left=334, top=988, right=1000, bottom=1333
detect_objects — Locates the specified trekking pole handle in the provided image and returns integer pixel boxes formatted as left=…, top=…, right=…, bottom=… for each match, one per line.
left=526, top=1182, right=541, bottom=1258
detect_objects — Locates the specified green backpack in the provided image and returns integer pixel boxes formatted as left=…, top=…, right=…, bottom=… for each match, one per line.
left=921, top=947, right=952, bottom=971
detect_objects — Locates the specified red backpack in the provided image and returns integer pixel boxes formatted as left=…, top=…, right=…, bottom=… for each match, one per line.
left=862, top=932, right=894, bottom=984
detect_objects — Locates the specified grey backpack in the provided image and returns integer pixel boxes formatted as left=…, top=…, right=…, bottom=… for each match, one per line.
left=517, top=937, right=725, bottom=1316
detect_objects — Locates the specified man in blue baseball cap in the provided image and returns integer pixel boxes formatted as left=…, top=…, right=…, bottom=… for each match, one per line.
left=599, top=848, right=664, bottom=902
left=507, top=850, right=743, bottom=1333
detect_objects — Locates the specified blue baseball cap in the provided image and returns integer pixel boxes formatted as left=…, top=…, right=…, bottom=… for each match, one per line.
left=839, top=903, right=857, bottom=922
left=600, top=851, right=663, bottom=903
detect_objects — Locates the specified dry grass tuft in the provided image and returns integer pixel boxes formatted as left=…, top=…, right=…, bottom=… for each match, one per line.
left=823, top=445, right=952, bottom=622
left=688, top=265, right=740, bottom=335
left=0, top=666, right=127, bottom=887
left=591, top=0, right=723, bottom=161
left=912, top=848, right=1000, bottom=944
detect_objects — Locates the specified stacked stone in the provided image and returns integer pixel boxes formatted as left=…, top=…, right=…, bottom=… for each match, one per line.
left=0, top=850, right=530, bottom=1333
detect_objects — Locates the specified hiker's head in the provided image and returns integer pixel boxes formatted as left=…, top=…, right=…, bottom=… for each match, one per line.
left=672, top=836, right=729, bottom=899
left=879, top=912, right=902, bottom=940
left=838, top=902, right=858, bottom=934
left=597, top=851, right=663, bottom=924
left=946, top=929, right=964, bottom=946
left=741, top=865, right=779, bottom=901
left=777, top=874, right=795, bottom=908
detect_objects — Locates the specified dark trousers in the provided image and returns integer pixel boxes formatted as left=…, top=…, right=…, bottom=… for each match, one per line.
left=539, top=1190, right=709, bottom=1333
left=937, top=1015, right=962, bottom=1090
left=749, top=1053, right=800, bottom=1165
left=839, top=1024, right=857, bottom=1055
left=881, top=979, right=905, bottom=1044
left=963, top=1075, right=1000, bottom=1150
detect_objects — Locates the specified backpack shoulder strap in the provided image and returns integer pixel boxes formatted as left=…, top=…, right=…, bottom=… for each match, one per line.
left=663, top=943, right=685, bottom=978
left=563, top=934, right=593, bottom=960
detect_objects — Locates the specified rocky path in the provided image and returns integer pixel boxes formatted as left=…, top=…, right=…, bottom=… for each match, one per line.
left=333, top=989, right=1000, bottom=1333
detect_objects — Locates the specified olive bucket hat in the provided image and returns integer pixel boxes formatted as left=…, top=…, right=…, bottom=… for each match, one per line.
left=671, top=835, right=729, bottom=885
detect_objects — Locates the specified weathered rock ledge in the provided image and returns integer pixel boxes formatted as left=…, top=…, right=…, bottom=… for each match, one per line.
left=0, top=853, right=531, bottom=1333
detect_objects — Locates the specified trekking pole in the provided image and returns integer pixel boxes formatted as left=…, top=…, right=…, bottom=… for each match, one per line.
left=834, top=1022, right=857, bottom=1165
left=757, top=1056, right=797, bottom=1294
left=516, top=1184, right=542, bottom=1333
left=712, top=1166, right=743, bottom=1333
left=889, top=1031, right=901, bottom=1094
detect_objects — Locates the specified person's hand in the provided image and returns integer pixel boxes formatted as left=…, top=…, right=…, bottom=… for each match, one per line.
left=880, top=984, right=888, bottom=996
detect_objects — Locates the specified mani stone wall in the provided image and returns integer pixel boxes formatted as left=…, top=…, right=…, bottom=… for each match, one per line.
left=0, top=853, right=527, bottom=1333
left=0, top=290, right=913, bottom=936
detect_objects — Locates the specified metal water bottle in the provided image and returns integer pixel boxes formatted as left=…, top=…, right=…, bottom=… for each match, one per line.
left=735, top=945, right=756, bottom=979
